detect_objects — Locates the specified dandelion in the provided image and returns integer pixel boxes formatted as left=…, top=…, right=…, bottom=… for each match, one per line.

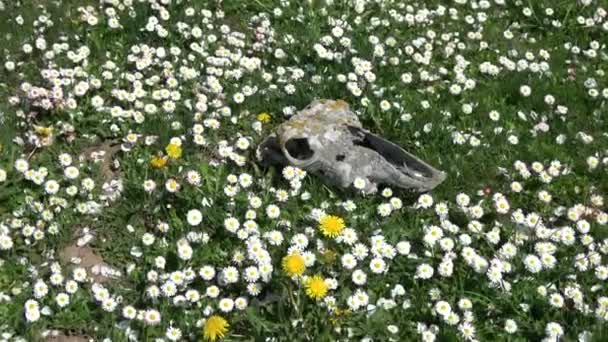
left=34, top=125, right=53, bottom=136
left=203, top=315, right=229, bottom=341
left=257, top=112, right=271, bottom=122
left=305, top=275, right=329, bottom=300
left=319, top=214, right=346, bottom=238
left=282, top=253, right=306, bottom=276
left=165, top=143, right=182, bottom=159
left=150, top=155, right=168, bottom=168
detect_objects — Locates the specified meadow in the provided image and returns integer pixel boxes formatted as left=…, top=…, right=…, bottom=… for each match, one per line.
left=0, top=0, right=608, bottom=341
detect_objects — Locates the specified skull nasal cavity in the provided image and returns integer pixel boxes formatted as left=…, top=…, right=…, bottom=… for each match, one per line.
left=285, top=138, right=314, bottom=160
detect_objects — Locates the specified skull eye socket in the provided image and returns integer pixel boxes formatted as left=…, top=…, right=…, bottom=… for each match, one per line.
left=285, top=138, right=314, bottom=160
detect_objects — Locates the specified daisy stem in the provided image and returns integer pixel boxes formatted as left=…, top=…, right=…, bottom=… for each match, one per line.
left=287, top=280, right=311, bottom=340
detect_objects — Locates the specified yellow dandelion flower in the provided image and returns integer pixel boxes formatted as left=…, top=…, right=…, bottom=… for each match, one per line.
left=203, top=315, right=229, bottom=341
left=319, top=215, right=345, bottom=238
left=150, top=155, right=168, bottom=169
left=165, top=143, right=182, bottom=159
left=34, top=125, right=53, bottom=137
left=282, top=253, right=306, bottom=277
left=257, top=112, right=271, bottom=123
left=305, top=275, right=328, bottom=300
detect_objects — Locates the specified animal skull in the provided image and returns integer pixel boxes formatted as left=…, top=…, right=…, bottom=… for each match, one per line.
left=257, top=99, right=446, bottom=194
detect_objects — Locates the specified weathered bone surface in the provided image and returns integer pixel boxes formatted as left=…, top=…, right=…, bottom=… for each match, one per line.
left=257, top=99, right=446, bottom=194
